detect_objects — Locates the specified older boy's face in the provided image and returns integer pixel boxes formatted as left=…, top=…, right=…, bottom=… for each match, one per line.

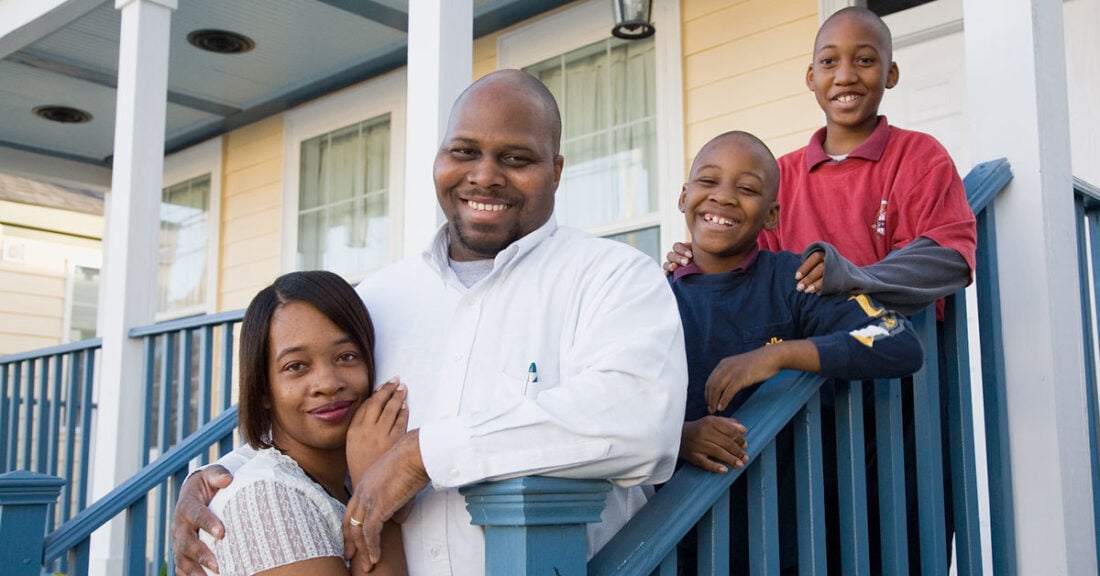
left=678, top=137, right=778, bottom=273
left=806, top=12, right=899, bottom=139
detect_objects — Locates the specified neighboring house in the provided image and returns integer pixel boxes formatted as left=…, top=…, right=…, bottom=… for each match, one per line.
left=0, top=171, right=102, bottom=355
left=1, top=0, right=1098, bottom=574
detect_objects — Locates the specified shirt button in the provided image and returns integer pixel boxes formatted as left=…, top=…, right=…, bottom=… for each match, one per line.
left=449, top=466, right=460, bottom=478
left=430, top=546, right=440, bottom=557
left=452, top=353, right=463, bottom=361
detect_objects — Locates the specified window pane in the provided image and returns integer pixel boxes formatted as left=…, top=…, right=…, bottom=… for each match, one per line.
left=299, top=115, right=390, bottom=276
left=69, top=265, right=99, bottom=341
left=606, top=226, right=660, bottom=261
left=525, top=36, right=657, bottom=237
left=159, top=174, right=209, bottom=314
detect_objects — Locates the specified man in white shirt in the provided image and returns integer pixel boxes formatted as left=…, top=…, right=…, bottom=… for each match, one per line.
left=173, top=69, right=687, bottom=576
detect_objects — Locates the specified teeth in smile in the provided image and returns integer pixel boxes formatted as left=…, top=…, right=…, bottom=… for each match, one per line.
left=468, top=200, right=506, bottom=212
left=703, top=213, right=734, bottom=226
left=836, top=94, right=859, bottom=103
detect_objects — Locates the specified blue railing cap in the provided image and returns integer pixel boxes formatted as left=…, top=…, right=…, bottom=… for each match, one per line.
left=0, top=471, right=66, bottom=504
left=128, top=308, right=245, bottom=338
left=0, top=338, right=102, bottom=364
left=964, top=158, right=1012, bottom=214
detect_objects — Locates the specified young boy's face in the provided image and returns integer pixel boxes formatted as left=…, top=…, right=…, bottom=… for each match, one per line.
left=806, top=11, right=899, bottom=140
left=678, top=135, right=779, bottom=273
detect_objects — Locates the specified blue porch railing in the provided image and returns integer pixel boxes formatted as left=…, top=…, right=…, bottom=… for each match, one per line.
left=0, top=159, right=1025, bottom=575
left=0, top=309, right=242, bottom=574
left=1073, top=175, right=1100, bottom=574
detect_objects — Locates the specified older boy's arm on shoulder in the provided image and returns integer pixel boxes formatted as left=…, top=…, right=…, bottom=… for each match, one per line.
left=803, top=293, right=925, bottom=381
left=800, top=238, right=970, bottom=315
left=680, top=417, right=748, bottom=474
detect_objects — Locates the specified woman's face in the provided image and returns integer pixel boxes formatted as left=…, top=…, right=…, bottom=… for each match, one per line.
left=265, top=300, right=371, bottom=458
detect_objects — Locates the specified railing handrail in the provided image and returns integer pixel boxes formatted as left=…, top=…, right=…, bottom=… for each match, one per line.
left=128, top=309, right=245, bottom=338
left=965, top=157, right=1012, bottom=214
left=0, top=338, right=102, bottom=364
left=42, top=405, right=238, bottom=563
left=1076, top=176, right=1100, bottom=205
left=590, top=370, right=828, bottom=574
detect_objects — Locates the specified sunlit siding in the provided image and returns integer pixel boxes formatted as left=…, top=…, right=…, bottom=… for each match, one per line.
left=682, top=0, right=821, bottom=166
left=218, top=116, right=284, bottom=312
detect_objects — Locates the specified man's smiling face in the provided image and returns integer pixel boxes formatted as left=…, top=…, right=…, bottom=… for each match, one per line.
left=433, top=73, right=563, bottom=261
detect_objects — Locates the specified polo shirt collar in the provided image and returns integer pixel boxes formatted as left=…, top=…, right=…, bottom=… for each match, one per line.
left=804, top=116, right=891, bottom=170
left=672, top=243, right=761, bottom=281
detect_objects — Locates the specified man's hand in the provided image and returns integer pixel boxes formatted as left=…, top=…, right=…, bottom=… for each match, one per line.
left=680, top=416, right=748, bottom=473
left=346, top=377, right=409, bottom=481
left=796, top=250, right=826, bottom=294
left=662, top=242, right=694, bottom=275
left=343, top=430, right=430, bottom=573
left=172, top=465, right=233, bottom=575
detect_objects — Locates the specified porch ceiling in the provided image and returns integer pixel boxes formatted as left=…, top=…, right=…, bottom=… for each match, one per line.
left=0, top=0, right=572, bottom=168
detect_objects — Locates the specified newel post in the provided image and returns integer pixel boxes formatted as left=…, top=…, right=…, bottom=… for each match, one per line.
left=0, top=470, right=65, bottom=576
left=463, top=477, right=612, bottom=575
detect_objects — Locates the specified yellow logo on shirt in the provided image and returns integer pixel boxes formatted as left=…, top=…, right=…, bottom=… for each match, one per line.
left=848, top=294, right=885, bottom=318
left=765, top=337, right=783, bottom=346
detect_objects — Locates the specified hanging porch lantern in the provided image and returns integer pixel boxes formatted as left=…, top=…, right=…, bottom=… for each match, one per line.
left=611, top=0, right=655, bottom=40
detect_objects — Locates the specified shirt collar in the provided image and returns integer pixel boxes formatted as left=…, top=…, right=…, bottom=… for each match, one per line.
left=805, top=116, right=891, bottom=170
left=672, top=243, right=761, bottom=281
left=423, top=216, right=560, bottom=278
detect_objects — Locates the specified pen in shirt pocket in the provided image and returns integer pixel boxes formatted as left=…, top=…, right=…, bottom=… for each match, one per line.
left=523, top=362, right=538, bottom=395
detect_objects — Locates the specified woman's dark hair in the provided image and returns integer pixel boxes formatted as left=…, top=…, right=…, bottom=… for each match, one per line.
left=238, top=270, right=375, bottom=449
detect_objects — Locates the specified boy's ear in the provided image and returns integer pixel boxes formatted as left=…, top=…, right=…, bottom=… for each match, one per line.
left=805, top=64, right=815, bottom=91
left=764, top=201, right=780, bottom=231
left=886, top=61, right=899, bottom=89
left=678, top=186, right=687, bottom=213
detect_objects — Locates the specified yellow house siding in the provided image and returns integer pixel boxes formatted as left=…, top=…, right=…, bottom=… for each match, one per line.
left=682, top=0, right=821, bottom=161
left=218, top=115, right=284, bottom=313
left=0, top=252, right=69, bottom=355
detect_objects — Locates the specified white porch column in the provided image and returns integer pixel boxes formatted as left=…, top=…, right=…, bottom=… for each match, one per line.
left=402, top=0, right=472, bottom=257
left=88, top=0, right=175, bottom=574
left=963, top=0, right=1097, bottom=574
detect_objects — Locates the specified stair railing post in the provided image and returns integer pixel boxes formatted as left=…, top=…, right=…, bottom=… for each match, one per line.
left=0, top=470, right=65, bottom=576
left=463, top=476, right=612, bottom=575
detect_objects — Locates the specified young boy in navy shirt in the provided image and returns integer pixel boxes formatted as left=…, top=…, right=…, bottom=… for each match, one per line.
left=672, top=130, right=924, bottom=574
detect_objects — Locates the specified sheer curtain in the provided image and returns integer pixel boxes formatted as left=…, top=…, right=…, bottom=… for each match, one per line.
left=298, top=115, right=390, bottom=276
left=527, top=36, right=658, bottom=257
left=158, top=175, right=210, bottom=315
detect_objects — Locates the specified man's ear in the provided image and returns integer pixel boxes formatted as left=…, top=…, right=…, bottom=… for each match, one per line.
left=678, top=186, right=687, bottom=212
left=886, top=61, right=899, bottom=89
left=552, top=154, right=564, bottom=187
left=764, top=201, right=780, bottom=231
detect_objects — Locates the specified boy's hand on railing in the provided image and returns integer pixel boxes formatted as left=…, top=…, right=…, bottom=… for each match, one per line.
left=347, top=377, right=409, bottom=482
left=705, top=342, right=820, bottom=414
left=662, top=242, right=693, bottom=275
left=795, top=250, right=826, bottom=294
left=173, top=465, right=233, bottom=575
left=680, top=417, right=748, bottom=473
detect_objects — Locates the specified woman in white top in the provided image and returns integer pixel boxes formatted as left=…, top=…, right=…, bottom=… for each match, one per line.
left=201, top=270, right=408, bottom=575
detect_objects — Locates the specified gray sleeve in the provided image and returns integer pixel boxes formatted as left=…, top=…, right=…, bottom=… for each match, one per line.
left=805, top=237, right=971, bottom=316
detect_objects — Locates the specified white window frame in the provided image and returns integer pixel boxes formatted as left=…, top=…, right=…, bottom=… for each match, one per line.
left=62, top=259, right=101, bottom=343
left=497, top=0, right=686, bottom=252
left=282, top=69, right=407, bottom=284
left=159, top=137, right=222, bottom=321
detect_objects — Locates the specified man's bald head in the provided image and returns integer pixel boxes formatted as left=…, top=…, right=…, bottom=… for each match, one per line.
left=450, top=69, right=563, bottom=155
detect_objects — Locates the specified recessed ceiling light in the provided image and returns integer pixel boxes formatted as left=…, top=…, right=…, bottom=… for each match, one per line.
left=33, top=105, right=93, bottom=124
left=187, top=29, right=255, bottom=54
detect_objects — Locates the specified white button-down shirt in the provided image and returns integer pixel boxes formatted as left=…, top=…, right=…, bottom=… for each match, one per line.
left=358, top=218, right=687, bottom=575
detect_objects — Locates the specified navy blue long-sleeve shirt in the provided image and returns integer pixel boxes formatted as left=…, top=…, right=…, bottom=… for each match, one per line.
left=671, top=247, right=923, bottom=423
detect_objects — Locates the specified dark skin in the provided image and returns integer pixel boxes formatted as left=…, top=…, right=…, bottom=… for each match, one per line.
left=173, top=70, right=564, bottom=576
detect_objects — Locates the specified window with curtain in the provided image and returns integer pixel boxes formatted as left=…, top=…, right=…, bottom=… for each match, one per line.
left=525, top=36, right=659, bottom=259
left=298, top=114, right=390, bottom=276
left=67, top=265, right=99, bottom=341
left=159, top=174, right=210, bottom=316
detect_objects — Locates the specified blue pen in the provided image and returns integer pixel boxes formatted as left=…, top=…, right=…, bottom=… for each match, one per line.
left=524, top=362, right=538, bottom=394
